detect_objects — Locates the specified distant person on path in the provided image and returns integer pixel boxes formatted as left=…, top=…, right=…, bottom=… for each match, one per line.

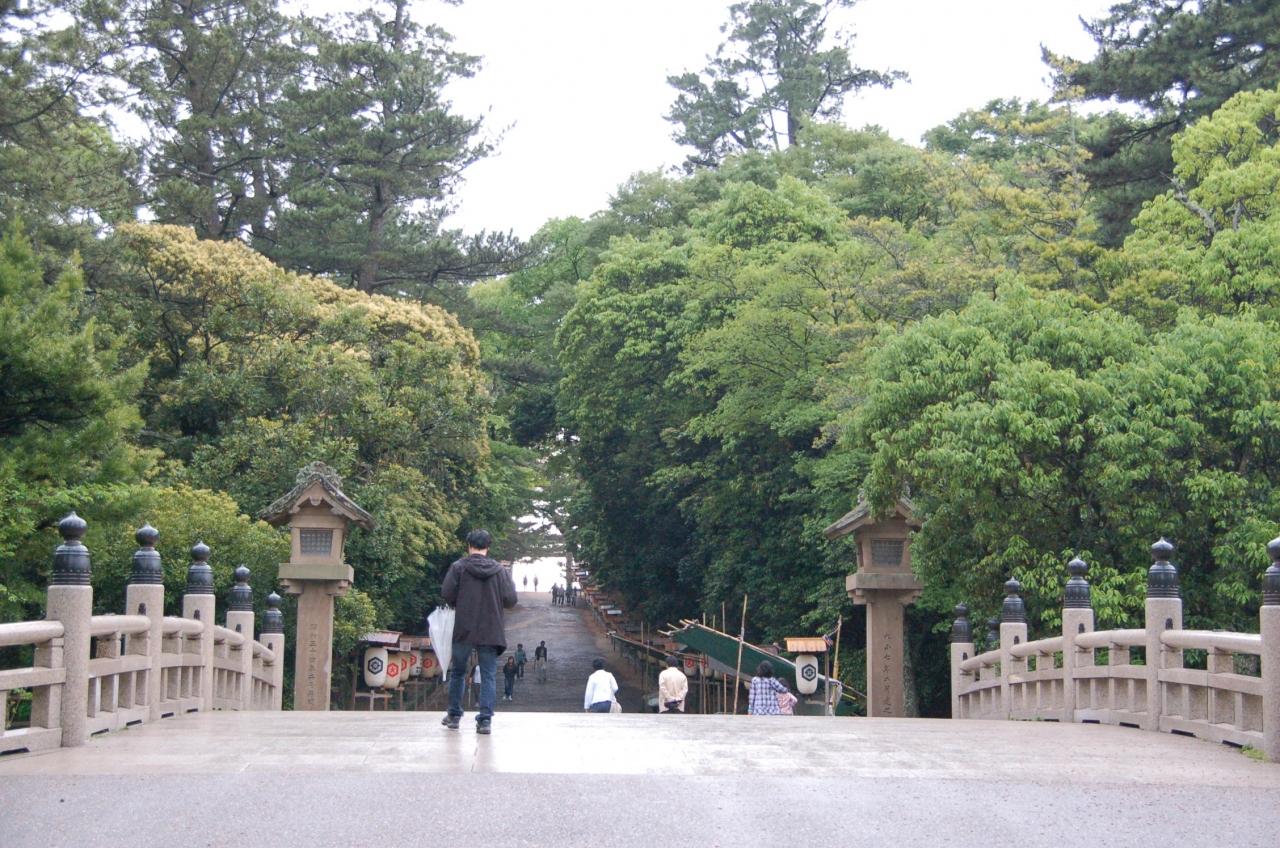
left=583, top=657, right=619, bottom=713
left=515, top=643, right=527, bottom=678
left=441, top=529, right=517, bottom=735
left=533, top=575, right=539, bottom=592
left=522, top=575, right=528, bottom=589
left=534, top=640, right=548, bottom=682
left=658, top=655, right=688, bottom=713
left=502, top=656, right=518, bottom=701
left=747, top=660, right=791, bottom=716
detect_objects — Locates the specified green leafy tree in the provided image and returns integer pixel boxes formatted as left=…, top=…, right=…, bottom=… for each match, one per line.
left=1047, top=0, right=1280, bottom=244
left=1110, top=84, right=1280, bottom=324
left=667, top=0, right=903, bottom=168
left=0, top=2, right=137, bottom=260
left=271, top=0, right=522, bottom=306
left=88, top=224, right=506, bottom=631
left=852, top=285, right=1280, bottom=635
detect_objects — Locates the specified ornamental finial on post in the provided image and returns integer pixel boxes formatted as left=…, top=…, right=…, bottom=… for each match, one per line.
left=186, top=541, right=215, bottom=595
left=129, top=524, right=163, bottom=585
left=1263, top=537, right=1280, bottom=606
left=1064, top=557, right=1091, bottom=609
left=228, top=565, right=253, bottom=611
left=1147, top=538, right=1179, bottom=599
left=1001, top=578, right=1026, bottom=624
left=51, top=512, right=91, bottom=585
left=262, top=592, right=285, bottom=633
left=950, top=604, right=971, bottom=643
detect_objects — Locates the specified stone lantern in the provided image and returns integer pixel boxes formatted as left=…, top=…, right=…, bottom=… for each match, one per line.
left=262, top=462, right=374, bottom=711
left=823, top=496, right=922, bottom=717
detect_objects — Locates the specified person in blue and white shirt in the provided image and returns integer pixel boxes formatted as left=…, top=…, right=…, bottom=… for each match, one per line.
left=747, top=660, right=791, bottom=715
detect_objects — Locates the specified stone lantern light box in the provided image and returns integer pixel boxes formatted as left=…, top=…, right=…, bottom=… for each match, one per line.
left=262, top=463, right=375, bottom=590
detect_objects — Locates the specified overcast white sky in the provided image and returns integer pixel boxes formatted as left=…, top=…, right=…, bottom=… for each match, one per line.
left=424, top=0, right=1117, bottom=238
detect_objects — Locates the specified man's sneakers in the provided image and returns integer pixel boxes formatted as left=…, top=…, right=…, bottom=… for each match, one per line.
left=476, top=721, right=491, bottom=735
left=441, top=714, right=460, bottom=730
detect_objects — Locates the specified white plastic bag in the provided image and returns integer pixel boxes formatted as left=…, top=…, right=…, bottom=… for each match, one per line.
left=427, top=606, right=455, bottom=680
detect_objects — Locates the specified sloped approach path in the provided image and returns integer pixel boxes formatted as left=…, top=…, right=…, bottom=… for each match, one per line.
left=491, top=590, right=645, bottom=713
left=1, top=712, right=1276, bottom=847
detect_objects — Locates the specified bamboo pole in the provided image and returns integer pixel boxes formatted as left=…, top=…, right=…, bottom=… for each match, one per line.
left=732, top=594, right=748, bottom=714
left=831, top=614, right=843, bottom=714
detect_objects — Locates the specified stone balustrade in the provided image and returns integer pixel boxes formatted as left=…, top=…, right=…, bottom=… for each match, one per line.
left=950, top=537, right=1280, bottom=762
left=0, top=513, right=286, bottom=756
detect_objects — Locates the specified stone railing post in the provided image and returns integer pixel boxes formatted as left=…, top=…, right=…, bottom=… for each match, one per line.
left=1262, top=538, right=1280, bottom=763
left=226, top=565, right=255, bottom=711
left=260, top=592, right=286, bottom=711
left=999, top=579, right=1028, bottom=719
left=1144, top=538, right=1182, bottom=731
left=124, top=524, right=165, bottom=721
left=1061, top=557, right=1095, bottom=722
left=182, top=541, right=216, bottom=711
left=32, top=514, right=93, bottom=747
left=949, top=603, right=975, bottom=719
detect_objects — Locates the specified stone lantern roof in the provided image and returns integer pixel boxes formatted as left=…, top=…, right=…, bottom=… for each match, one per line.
left=821, top=495, right=918, bottom=540
left=259, top=462, right=375, bottom=530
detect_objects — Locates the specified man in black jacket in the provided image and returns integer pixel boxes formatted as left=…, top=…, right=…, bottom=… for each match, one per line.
left=440, top=529, right=517, bottom=734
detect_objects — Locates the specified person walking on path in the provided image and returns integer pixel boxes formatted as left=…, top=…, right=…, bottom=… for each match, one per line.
left=441, top=529, right=517, bottom=735
left=515, top=643, right=527, bottom=679
left=522, top=575, right=528, bottom=590
left=747, top=660, right=791, bottom=716
left=533, top=575, right=539, bottom=592
left=658, top=655, right=688, bottom=713
left=502, top=656, right=518, bottom=701
left=583, top=657, right=619, bottom=713
left=534, top=640, right=548, bottom=683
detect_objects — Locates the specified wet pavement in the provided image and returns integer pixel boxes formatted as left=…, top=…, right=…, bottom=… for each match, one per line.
left=1, top=711, right=1276, bottom=847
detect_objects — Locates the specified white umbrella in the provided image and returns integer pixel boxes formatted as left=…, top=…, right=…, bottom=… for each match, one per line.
left=427, top=606, right=455, bottom=680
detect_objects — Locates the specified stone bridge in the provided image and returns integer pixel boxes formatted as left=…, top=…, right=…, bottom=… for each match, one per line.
left=1, top=517, right=1278, bottom=847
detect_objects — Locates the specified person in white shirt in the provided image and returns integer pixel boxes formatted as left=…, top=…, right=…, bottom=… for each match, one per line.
left=583, top=657, right=619, bottom=712
left=657, top=655, right=688, bottom=713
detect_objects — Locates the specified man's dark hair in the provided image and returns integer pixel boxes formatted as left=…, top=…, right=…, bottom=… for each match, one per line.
left=592, top=657, right=605, bottom=670
left=667, top=655, right=681, bottom=668
left=756, top=660, right=775, bottom=678
left=465, top=529, right=492, bottom=550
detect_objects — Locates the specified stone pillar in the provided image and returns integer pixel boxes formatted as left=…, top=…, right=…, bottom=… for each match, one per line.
left=35, top=514, right=92, bottom=747
left=226, top=565, right=255, bottom=711
left=1261, top=538, right=1280, bottom=763
left=858, top=590, right=918, bottom=716
left=290, top=581, right=343, bottom=711
left=124, top=524, right=165, bottom=722
left=999, top=579, right=1028, bottom=719
left=182, top=541, right=217, bottom=711
left=949, top=604, right=975, bottom=719
left=1144, top=538, right=1182, bottom=731
left=1061, top=557, right=1094, bottom=722
left=260, top=592, right=286, bottom=711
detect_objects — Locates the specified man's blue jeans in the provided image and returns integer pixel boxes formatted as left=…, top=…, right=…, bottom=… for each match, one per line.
left=447, top=643, right=497, bottom=723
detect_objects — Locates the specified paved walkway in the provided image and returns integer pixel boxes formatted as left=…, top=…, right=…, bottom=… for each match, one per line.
left=494, top=590, right=644, bottom=713
left=1, top=711, right=1276, bottom=847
